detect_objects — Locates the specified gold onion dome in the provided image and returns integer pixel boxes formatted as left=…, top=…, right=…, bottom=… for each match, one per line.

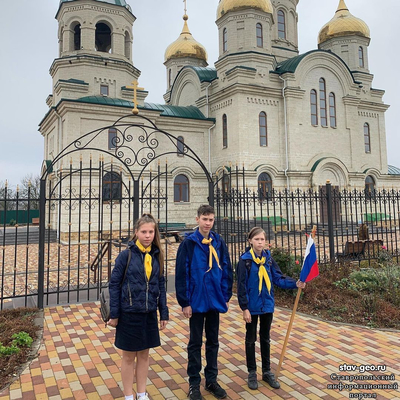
left=164, top=15, right=207, bottom=62
left=318, top=0, right=370, bottom=44
left=217, top=0, right=273, bottom=19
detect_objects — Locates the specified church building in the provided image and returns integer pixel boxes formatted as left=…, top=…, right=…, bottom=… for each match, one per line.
left=39, top=0, right=399, bottom=226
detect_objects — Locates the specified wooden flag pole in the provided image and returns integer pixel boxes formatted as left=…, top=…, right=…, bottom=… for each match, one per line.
left=275, top=225, right=317, bottom=379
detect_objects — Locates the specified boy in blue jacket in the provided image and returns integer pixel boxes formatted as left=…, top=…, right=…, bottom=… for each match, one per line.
left=237, top=227, right=305, bottom=391
left=175, top=205, right=233, bottom=400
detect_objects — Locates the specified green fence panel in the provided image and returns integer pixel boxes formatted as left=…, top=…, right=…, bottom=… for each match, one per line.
left=0, top=210, right=40, bottom=224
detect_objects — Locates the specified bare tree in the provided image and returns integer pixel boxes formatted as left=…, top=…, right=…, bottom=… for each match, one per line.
left=0, top=180, right=16, bottom=211
left=19, top=174, right=40, bottom=210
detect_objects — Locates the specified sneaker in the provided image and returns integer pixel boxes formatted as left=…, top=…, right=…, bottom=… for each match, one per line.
left=248, top=371, right=258, bottom=390
left=262, top=371, right=280, bottom=389
left=136, top=394, right=150, bottom=400
left=188, top=385, right=203, bottom=400
left=205, top=382, right=227, bottom=399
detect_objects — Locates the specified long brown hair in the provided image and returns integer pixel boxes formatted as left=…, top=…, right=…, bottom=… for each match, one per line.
left=248, top=227, right=267, bottom=242
left=131, top=213, right=164, bottom=272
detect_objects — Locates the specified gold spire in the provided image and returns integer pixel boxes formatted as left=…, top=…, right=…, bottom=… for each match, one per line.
left=164, top=11, right=207, bottom=62
left=217, top=0, right=273, bottom=20
left=318, top=0, right=370, bottom=44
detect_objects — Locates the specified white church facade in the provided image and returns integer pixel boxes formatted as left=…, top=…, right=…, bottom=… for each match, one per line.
left=39, top=0, right=400, bottom=231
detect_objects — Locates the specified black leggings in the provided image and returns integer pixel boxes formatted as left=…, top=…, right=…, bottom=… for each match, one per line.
left=245, top=313, right=273, bottom=373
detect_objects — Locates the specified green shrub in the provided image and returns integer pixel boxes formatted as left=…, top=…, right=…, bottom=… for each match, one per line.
left=0, top=343, right=20, bottom=356
left=270, top=247, right=302, bottom=278
left=12, top=331, right=33, bottom=347
left=8, top=219, right=16, bottom=226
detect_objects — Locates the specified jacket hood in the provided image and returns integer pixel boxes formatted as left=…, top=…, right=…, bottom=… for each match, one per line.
left=186, top=228, right=222, bottom=249
left=127, top=241, right=160, bottom=255
left=241, top=247, right=270, bottom=260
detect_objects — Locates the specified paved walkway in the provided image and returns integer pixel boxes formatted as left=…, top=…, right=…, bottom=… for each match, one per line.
left=0, top=294, right=399, bottom=400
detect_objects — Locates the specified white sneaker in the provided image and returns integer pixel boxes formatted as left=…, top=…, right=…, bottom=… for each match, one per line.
left=136, top=394, right=150, bottom=400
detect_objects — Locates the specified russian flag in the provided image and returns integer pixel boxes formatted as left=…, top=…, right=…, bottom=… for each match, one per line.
left=300, top=236, right=319, bottom=282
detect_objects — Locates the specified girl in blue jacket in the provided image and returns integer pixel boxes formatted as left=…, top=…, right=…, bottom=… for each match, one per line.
left=237, top=227, right=305, bottom=391
left=108, top=214, right=169, bottom=400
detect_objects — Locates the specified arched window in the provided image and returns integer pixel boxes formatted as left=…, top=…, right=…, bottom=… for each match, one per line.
left=359, top=46, right=364, bottom=68
left=319, top=78, right=327, bottom=127
left=59, top=28, right=64, bottom=56
left=329, top=93, right=336, bottom=128
left=222, top=114, right=228, bottom=148
left=73, top=23, right=81, bottom=51
left=259, top=112, right=267, bottom=146
left=277, top=10, right=286, bottom=39
left=177, top=136, right=185, bottom=156
left=102, top=172, right=121, bottom=202
left=258, top=172, right=272, bottom=201
left=108, top=128, right=117, bottom=150
left=310, top=89, right=318, bottom=126
left=364, top=123, right=371, bottom=153
left=256, top=23, right=263, bottom=47
left=95, top=22, right=112, bottom=53
left=223, top=28, right=227, bottom=52
left=124, top=31, right=131, bottom=59
left=174, top=174, right=189, bottom=202
left=365, top=175, right=375, bottom=193
left=168, top=69, right=172, bottom=88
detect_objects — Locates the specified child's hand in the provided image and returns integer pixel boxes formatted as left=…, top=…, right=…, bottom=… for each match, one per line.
left=183, top=306, right=192, bottom=318
left=160, top=320, right=168, bottom=330
left=296, top=280, right=306, bottom=289
left=243, top=309, right=251, bottom=323
left=107, top=318, right=118, bottom=328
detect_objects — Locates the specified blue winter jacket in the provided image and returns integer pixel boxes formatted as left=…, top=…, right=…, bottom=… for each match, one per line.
left=237, top=248, right=297, bottom=314
left=175, top=229, right=233, bottom=313
left=108, top=242, right=169, bottom=321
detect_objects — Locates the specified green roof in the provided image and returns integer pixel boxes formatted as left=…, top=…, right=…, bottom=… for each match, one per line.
left=176, top=66, right=218, bottom=83
left=57, top=0, right=133, bottom=17
left=226, top=65, right=257, bottom=75
left=72, top=96, right=211, bottom=120
left=273, top=50, right=356, bottom=83
left=388, top=165, right=400, bottom=175
left=59, top=78, right=88, bottom=85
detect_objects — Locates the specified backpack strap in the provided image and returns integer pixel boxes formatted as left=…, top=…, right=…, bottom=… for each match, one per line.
left=245, top=258, right=252, bottom=273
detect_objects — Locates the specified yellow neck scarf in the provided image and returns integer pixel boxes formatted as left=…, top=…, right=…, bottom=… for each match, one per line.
left=250, top=248, right=271, bottom=294
left=201, top=237, right=221, bottom=273
left=136, top=240, right=152, bottom=281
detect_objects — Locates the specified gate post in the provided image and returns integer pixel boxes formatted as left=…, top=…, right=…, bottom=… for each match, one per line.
left=208, top=181, right=214, bottom=207
left=133, top=179, right=139, bottom=223
left=326, top=180, right=335, bottom=262
left=38, top=179, right=46, bottom=309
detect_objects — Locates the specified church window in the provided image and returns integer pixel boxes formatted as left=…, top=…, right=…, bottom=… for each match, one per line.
left=359, top=46, right=364, bottom=68
left=95, top=22, right=112, bottom=53
left=259, top=112, right=267, bottom=146
left=124, top=31, right=131, bottom=59
left=108, top=128, right=117, bottom=150
left=177, top=136, right=185, bottom=156
left=73, top=23, right=81, bottom=51
left=258, top=172, right=272, bottom=201
left=223, top=28, right=228, bottom=52
left=256, top=23, right=263, bottom=48
left=100, top=84, right=109, bottom=96
left=169, top=69, right=172, bottom=88
left=277, top=10, right=286, bottom=39
left=319, top=78, right=327, bottom=127
left=365, top=175, right=375, bottom=193
left=310, top=89, right=318, bottom=126
left=364, top=123, right=371, bottom=153
left=174, top=174, right=189, bottom=202
left=329, top=93, right=337, bottom=128
left=222, top=174, right=230, bottom=193
left=222, top=114, right=228, bottom=148
left=102, top=172, right=122, bottom=203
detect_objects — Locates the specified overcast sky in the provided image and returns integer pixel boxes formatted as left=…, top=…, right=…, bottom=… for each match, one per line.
left=0, top=0, right=398, bottom=186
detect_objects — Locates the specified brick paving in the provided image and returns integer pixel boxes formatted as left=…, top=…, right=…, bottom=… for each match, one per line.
left=0, top=294, right=399, bottom=400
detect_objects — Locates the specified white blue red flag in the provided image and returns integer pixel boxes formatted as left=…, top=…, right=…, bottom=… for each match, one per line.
left=300, top=236, right=319, bottom=282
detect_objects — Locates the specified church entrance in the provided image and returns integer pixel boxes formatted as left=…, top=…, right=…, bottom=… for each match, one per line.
left=37, top=114, right=212, bottom=308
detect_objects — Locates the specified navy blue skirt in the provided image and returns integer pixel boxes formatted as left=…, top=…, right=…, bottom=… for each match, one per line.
left=115, top=311, right=161, bottom=352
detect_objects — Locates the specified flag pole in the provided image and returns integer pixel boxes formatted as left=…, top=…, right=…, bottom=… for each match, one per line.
left=275, top=225, right=317, bottom=379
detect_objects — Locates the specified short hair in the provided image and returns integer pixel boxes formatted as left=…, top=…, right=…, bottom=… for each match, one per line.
left=197, top=204, right=215, bottom=217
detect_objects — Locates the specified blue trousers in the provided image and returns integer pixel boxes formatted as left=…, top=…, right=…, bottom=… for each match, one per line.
left=187, top=311, right=220, bottom=386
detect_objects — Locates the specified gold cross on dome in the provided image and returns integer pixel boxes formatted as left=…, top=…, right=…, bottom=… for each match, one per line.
left=127, top=80, right=144, bottom=115
left=183, top=0, right=187, bottom=15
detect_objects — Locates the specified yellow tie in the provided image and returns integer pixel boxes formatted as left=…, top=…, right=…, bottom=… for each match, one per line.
left=136, top=240, right=152, bottom=281
left=201, top=237, right=221, bottom=273
left=250, top=248, right=271, bottom=294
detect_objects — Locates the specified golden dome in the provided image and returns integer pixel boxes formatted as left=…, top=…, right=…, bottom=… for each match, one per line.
left=164, top=15, right=207, bottom=62
left=318, top=0, right=370, bottom=44
left=217, top=0, right=273, bottom=19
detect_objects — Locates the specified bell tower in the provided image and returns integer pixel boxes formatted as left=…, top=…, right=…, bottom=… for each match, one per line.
left=49, top=0, right=142, bottom=106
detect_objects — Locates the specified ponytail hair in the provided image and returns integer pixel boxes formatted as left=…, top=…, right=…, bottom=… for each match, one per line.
left=131, top=213, right=164, bottom=273
left=247, top=226, right=267, bottom=242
